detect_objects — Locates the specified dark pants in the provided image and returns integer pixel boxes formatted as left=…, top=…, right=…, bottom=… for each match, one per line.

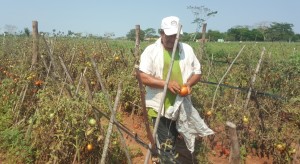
left=175, top=139, right=198, bottom=164
left=152, top=117, right=197, bottom=164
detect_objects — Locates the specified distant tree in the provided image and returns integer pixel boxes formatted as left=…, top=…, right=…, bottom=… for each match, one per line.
left=24, top=27, right=30, bottom=37
left=180, top=32, right=193, bottom=42
left=266, top=22, right=294, bottom=42
left=250, top=29, right=264, bottom=41
left=187, top=5, right=217, bottom=41
left=52, top=29, right=56, bottom=36
left=74, top=32, right=82, bottom=37
left=103, top=32, right=115, bottom=39
left=188, top=32, right=201, bottom=41
left=207, top=30, right=225, bottom=41
left=67, top=30, right=74, bottom=36
left=227, top=26, right=261, bottom=41
left=144, top=28, right=156, bottom=39
left=256, top=21, right=271, bottom=41
left=58, top=31, right=64, bottom=36
left=4, top=24, right=17, bottom=35
left=238, top=27, right=251, bottom=41
left=126, top=29, right=145, bottom=41
left=227, top=27, right=242, bottom=41
left=292, top=33, right=300, bottom=42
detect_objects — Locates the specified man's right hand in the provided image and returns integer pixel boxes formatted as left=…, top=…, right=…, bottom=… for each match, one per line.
left=139, top=71, right=181, bottom=94
left=167, top=80, right=181, bottom=94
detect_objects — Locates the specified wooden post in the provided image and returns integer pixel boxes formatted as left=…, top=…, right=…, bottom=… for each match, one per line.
left=100, top=83, right=126, bottom=164
left=31, top=21, right=39, bottom=69
left=201, top=23, right=207, bottom=43
left=293, top=142, right=300, bottom=164
left=134, top=24, right=156, bottom=162
left=243, top=48, right=265, bottom=110
left=2, top=31, right=5, bottom=45
left=211, top=45, right=246, bottom=110
left=199, top=23, right=207, bottom=59
left=131, top=25, right=140, bottom=76
left=226, top=121, right=240, bottom=164
left=91, top=57, right=132, bottom=164
left=135, top=25, right=140, bottom=63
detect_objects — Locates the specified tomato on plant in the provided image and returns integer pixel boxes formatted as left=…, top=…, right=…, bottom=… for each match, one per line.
left=206, top=110, right=212, bottom=116
left=276, top=143, right=286, bottom=152
left=87, top=143, right=93, bottom=151
left=221, top=147, right=230, bottom=156
left=88, top=118, right=96, bottom=126
left=34, top=80, right=43, bottom=86
left=243, top=116, right=249, bottom=124
left=289, top=148, right=296, bottom=155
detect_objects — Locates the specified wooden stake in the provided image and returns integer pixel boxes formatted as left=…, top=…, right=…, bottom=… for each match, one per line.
left=226, top=121, right=240, bottom=164
left=135, top=66, right=156, bottom=149
left=90, top=57, right=132, bottom=164
left=293, top=141, right=300, bottom=164
left=31, top=21, right=39, bottom=70
left=201, top=23, right=207, bottom=43
left=134, top=25, right=140, bottom=64
left=244, top=47, right=265, bottom=110
left=100, top=83, right=126, bottom=164
left=211, top=45, right=246, bottom=110
left=58, top=56, right=74, bottom=85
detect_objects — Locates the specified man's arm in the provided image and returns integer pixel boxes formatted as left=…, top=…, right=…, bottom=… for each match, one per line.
left=185, top=74, right=201, bottom=94
left=139, top=71, right=165, bottom=88
left=139, top=71, right=181, bottom=94
left=185, top=74, right=201, bottom=87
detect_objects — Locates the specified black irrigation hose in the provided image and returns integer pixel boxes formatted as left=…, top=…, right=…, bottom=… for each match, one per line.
left=91, top=106, right=149, bottom=148
left=199, top=80, right=286, bottom=100
left=91, top=106, right=180, bottom=163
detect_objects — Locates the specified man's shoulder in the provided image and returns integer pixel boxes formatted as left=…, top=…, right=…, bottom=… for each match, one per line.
left=145, top=42, right=157, bottom=48
left=180, top=42, right=194, bottom=51
left=144, top=41, right=161, bottom=52
left=180, top=42, right=192, bottom=48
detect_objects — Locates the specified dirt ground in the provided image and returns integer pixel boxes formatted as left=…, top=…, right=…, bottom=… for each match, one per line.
left=0, top=111, right=273, bottom=164
left=121, top=111, right=273, bottom=164
left=0, top=153, right=4, bottom=164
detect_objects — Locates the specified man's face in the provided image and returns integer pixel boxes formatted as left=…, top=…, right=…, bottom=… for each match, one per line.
left=161, top=32, right=176, bottom=51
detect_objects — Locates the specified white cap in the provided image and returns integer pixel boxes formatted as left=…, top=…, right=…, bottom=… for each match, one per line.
left=161, top=16, right=183, bottom=36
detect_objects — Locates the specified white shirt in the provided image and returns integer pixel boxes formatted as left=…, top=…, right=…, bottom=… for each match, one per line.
left=139, top=38, right=201, bottom=114
left=166, top=96, right=214, bottom=152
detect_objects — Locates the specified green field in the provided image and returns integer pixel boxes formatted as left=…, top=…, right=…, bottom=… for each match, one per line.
left=1, top=35, right=299, bottom=163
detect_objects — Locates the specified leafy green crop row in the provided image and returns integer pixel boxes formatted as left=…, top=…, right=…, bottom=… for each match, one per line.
left=0, top=35, right=299, bottom=163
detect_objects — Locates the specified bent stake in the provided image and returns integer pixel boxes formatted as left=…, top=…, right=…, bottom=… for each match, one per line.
left=135, top=66, right=156, bottom=151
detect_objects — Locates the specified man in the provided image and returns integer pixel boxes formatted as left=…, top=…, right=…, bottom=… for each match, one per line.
left=139, top=16, right=213, bottom=163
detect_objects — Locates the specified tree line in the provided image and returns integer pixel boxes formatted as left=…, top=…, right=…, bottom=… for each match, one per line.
left=126, top=22, right=300, bottom=42
left=1, top=21, right=299, bottom=42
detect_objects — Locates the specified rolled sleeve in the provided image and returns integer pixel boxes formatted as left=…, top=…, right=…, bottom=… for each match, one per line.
left=180, top=43, right=202, bottom=82
left=139, top=46, right=153, bottom=75
left=192, top=55, right=201, bottom=75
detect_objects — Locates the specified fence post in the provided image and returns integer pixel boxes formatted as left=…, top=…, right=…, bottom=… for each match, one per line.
left=135, top=25, right=140, bottom=62
left=199, top=23, right=207, bottom=58
left=226, top=121, right=240, bottom=164
left=201, top=23, right=207, bottom=43
left=31, top=20, right=39, bottom=69
left=293, top=141, right=300, bottom=164
left=244, top=48, right=265, bottom=110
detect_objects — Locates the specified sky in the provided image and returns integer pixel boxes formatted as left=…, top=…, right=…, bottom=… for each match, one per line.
left=1, top=0, right=299, bottom=37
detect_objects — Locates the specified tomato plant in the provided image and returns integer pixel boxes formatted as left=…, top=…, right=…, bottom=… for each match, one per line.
left=1, top=35, right=299, bottom=163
